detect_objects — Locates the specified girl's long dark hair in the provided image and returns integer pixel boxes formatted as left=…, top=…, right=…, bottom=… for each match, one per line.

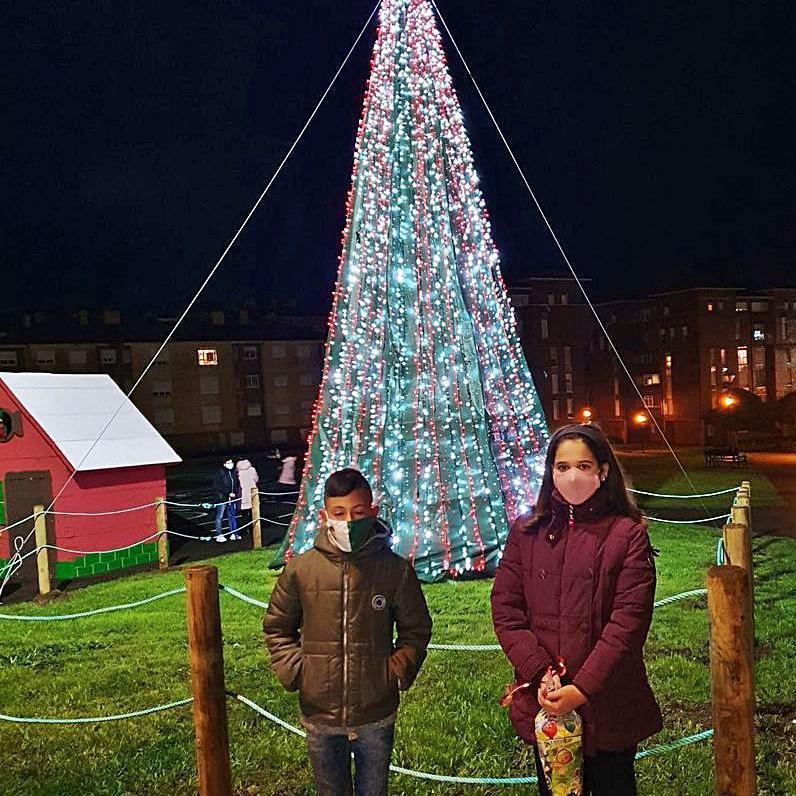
left=525, top=423, right=643, bottom=529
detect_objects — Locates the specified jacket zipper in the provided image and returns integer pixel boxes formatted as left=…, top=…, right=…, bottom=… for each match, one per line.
left=342, top=560, right=349, bottom=727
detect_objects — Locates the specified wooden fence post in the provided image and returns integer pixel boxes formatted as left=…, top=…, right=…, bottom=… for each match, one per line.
left=33, top=504, right=51, bottom=597
left=185, top=565, right=232, bottom=796
left=156, top=498, right=169, bottom=570
left=251, top=488, right=262, bottom=550
left=722, top=522, right=756, bottom=648
left=707, top=565, right=757, bottom=796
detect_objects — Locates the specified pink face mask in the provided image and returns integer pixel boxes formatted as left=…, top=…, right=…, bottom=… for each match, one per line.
left=553, top=467, right=602, bottom=506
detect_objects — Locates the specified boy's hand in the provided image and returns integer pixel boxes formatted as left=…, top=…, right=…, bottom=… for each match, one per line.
left=538, top=684, right=587, bottom=716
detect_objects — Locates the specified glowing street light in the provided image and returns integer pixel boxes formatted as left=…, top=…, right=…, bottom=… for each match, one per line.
left=581, top=407, right=593, bottom=423
left=633, top=412, right=649, bottom=426
left=721, top=394, right=737, bottom=410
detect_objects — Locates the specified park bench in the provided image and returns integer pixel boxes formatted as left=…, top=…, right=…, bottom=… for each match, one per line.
left=704, top=447, right=748, bottom=468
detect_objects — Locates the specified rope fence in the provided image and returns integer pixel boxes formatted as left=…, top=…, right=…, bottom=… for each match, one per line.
left=0, top=690, right=714, bottom=786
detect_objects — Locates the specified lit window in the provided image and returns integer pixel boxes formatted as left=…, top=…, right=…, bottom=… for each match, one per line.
left=552, top=399, right=560, bottom=421
left=243, top=346, right=258, bottom=361
left=707, top=302, right=714, bottom=312
left=753, top=327, right=765, bottom=342
left=198, top=349, right=218, bottom=366
left=736, top=302, right=748, bottom=312
left=643, top=395, right=656, bottom=408
left=564, top=373, right=573, bottom=394
left=642, top=374, right=661, bottom=385
left=737, top=347, right=748, bottom=368
left=566, top=398, right=574, bottom=416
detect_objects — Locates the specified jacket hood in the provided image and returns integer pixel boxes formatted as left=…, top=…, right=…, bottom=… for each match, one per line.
left=313, top=518, right=392, bottom=559
left=237, top=459, right=251, bottom=470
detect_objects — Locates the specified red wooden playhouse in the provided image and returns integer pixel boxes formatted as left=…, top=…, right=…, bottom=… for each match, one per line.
left=0, top=373, right=181, bottom=587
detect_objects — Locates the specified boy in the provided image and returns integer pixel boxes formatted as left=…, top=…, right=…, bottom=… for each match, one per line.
left=264, top=468, right=432, bottom=796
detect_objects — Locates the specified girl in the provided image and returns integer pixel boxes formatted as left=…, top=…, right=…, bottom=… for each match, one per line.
left=491, top=424, right=662, bottom=796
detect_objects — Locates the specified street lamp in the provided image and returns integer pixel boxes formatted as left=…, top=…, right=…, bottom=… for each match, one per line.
left=580, top=407, right=593, bottom=424
left=633, top=411, right=650, bottom=451
left=720, top=393, right=738, bottom=448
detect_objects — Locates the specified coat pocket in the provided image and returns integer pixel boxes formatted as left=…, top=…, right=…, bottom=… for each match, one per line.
left=298, top=653, right=330, bottom=715
left=359, top=654, right=395, bottom=714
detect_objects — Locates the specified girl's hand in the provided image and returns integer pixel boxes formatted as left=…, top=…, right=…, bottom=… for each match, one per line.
left=537, top=671, right=561, bottom=702
left=538, top=684, right=587, bottom=716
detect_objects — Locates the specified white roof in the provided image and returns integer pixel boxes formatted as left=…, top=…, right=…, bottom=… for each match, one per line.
left=0, top=373, right=182, bottom=471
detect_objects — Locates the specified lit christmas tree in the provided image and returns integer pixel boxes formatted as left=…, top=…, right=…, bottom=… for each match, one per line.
left=275, top=0, right=548, bottom=581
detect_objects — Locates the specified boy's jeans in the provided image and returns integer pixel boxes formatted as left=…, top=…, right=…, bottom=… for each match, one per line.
left=214, top=501, right=237, bottom=536
left=306, top=724, right=394, bottom=796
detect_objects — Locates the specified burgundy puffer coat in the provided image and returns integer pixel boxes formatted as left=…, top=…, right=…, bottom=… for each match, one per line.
left=491, top=489, right=662, bottom=756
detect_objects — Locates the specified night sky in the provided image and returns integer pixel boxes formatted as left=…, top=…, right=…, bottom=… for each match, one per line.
left=5, top=1, right=796, bottom=314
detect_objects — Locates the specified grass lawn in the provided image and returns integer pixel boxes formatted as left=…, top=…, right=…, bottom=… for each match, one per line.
left=1, top=513, right=794, bottom=796
left=617, top=449, right=785, bottom=512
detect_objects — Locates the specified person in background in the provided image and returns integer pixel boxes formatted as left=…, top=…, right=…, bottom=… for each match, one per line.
left=236, top=458, right=259, bottom=530
left=212, top=458, right=240, bottom=543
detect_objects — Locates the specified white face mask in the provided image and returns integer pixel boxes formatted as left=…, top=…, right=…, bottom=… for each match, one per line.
left=327, top=518, right=352, bottom=552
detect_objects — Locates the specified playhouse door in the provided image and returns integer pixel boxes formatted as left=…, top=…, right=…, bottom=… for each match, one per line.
left=4, top=471, right=55, bottom=587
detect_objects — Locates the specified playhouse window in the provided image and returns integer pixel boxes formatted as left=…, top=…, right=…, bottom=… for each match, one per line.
left=198, top=349, right=218, bottom=366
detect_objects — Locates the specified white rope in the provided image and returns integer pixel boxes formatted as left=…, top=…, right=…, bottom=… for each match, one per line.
left=0, top=1, right=380, bottom=598
left=631, top=486, right=739, bottom=499
left=430, top=0, right=719, bottom=525
left=0, top=512, right=39, bottom=535
left=40, top=532, right=163, bottom=557
left=46, top=502, right=159, bottom=517
left=644, top=513, right=731, bottom=525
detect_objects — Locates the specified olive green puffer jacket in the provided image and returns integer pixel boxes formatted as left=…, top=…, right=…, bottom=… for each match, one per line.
left=263, top=522, right=432, bottom=728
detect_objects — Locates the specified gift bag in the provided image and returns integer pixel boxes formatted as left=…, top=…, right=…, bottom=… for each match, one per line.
left=499, top=658, right=584, bottom=796
left=534, top=706, right=583, bottom=796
